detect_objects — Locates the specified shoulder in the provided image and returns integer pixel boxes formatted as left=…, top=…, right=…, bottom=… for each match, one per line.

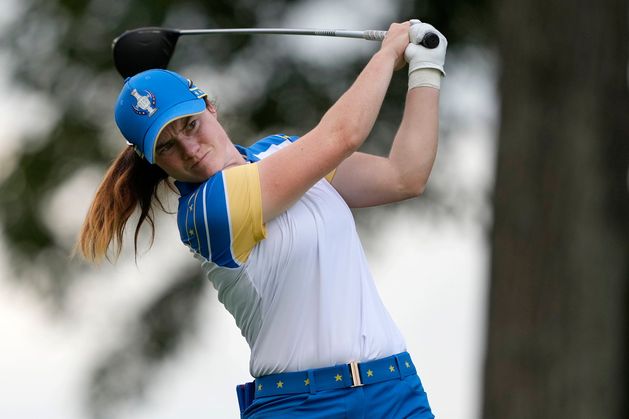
left=176, top=165, right=265, bottom=267
left=175, top=172, right=227, bottom=262
left=242, top=134, right=299, bottom=161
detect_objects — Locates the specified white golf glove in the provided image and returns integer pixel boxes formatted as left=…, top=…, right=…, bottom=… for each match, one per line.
left=404, top=19, right=448, bottom=90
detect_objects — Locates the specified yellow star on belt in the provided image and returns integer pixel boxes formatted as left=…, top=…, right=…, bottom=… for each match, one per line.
left=276, top=381, right=284, bottom=388
left=389, top=365, right=396, bottom=372
left=405, top=361, right=411, bottom=368
left=304, top=378, right=310, bottom=386
left=257, top=384, right=263, bottom=391
left=335, top=374, right=342, bottom=382
left=367, top=369, right=374, bottom=377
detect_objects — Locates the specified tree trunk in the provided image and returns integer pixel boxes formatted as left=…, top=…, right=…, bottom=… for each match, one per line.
left=484, top=0, right=629, bottom=418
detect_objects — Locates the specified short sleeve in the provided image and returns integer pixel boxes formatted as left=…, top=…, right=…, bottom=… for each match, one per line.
left=247, top=134, right=336, bottom=182
left=177, top=163, right=266, bottom=267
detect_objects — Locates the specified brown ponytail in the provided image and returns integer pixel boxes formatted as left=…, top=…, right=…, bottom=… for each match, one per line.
left=77, top=146, right=170, bottom=263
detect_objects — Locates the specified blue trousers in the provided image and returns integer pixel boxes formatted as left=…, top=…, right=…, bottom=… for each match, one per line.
left=240, top=372, right=434, bottom=418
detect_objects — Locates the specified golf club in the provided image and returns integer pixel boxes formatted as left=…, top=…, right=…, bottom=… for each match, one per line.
left=112, top=26, right=440, bottom=78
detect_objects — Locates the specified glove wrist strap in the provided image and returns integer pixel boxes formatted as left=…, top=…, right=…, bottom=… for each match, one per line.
left=408, top=68, right=442, bottom=91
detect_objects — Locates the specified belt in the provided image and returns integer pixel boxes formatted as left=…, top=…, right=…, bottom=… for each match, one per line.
left=253, top=352, right=417, bottom=398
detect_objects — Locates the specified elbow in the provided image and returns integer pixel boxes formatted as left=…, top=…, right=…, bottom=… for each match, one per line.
left=402, top=183, right=426, bottom=199
left=334, top=124, right=364, bottom=155
left=397, top=176, right=428, bottom=199
left=318, top=115, right=365, bottom=155
left=392, top=161, right=434, bottom=200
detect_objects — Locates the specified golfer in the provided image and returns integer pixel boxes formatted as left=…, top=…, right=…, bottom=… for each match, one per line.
left=79, top=20, right=446, bottom=418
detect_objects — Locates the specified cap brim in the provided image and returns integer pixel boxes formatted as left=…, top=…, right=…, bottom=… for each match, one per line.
left=143, top=98, right=206, bottom=164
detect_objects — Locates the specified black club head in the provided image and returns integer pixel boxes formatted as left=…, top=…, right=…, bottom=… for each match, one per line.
left=112, top=27, right=181, bottom=78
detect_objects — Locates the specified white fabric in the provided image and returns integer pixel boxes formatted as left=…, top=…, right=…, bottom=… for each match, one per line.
left=196, top=141, right=406, bottom=378
left=405, top=20, right=448, bottom=77
left=408, top=68, right=442, bottom=90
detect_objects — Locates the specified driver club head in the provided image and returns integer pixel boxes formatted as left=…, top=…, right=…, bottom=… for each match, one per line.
left=112, top=27, right=181, bottom=78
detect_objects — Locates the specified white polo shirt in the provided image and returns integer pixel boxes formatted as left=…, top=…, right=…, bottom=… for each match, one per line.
left=176, top=134, right=406, bottom=378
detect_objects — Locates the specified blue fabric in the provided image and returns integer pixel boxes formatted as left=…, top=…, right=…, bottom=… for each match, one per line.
left=175, top=134, right=301, bottom=267
left=238, top=352, right=434, bottom=418
left=241, top=373, right=434, bottom=418
left=114, top=69, right=207, bottom=163
left=234, top=134, right=299, bottom=163
left=237, top=382, right=256, bottom=415
left=253, top=352, right=417, bottom=398
left=177, top=171, right=244, bottom=268
left=202, top=175, right=239, bottom=268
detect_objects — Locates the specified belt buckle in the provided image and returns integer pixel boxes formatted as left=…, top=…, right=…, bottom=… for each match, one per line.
left=349, top=361, right=363, bottom=387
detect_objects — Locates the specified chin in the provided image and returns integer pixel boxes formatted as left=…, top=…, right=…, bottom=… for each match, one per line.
left=195, top=165, right=217, bottom=182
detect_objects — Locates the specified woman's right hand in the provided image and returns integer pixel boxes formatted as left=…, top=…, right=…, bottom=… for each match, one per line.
left=379, top=22, right=411, bottom=71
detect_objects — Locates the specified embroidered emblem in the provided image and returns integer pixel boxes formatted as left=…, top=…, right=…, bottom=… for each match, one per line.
left=187, top=79, right=206, bottom=98
left=334, top=374, right=342, bottom=382
left=130, top=88, right=157, bottom=116
left=367, top=369, right=374, bottom=377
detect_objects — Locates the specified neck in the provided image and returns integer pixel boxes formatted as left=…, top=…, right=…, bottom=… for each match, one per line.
left=223, top=143, right=247, bottom=170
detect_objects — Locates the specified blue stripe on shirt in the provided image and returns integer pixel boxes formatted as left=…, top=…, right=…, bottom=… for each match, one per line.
left=193, top=186, right=210, bottom=260
left=204, top=173, right=239, bottom=268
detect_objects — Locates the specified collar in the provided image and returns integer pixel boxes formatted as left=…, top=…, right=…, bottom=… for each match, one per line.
left=235, top=144, right=260, bottom=162
left=175, top=145, right=254, bottom=196
left=174, top=180, right=201, bottom=196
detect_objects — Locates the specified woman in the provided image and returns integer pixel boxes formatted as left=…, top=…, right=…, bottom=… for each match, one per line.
left=79, top=20, right=447, bottom=418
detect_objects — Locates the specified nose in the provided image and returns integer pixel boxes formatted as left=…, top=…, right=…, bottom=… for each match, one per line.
left=180, top=138, right=200, bottom=160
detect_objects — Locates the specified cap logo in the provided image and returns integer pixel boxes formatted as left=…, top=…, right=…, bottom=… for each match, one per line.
left=130, top=88, right=157, bottom=117
left=187, top=79, right=207, bottom=99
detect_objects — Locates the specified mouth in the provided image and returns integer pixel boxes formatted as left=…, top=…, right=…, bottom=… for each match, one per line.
left=190, top=151, right=209, bottom=170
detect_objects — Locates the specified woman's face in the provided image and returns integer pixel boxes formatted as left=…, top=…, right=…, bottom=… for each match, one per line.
left=154, top=103, right=243, bottom=183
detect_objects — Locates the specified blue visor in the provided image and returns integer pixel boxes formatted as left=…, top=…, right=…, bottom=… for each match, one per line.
left=114, top=69, right=207, bottom=164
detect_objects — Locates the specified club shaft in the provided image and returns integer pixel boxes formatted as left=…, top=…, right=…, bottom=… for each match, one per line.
left=178, top=28, right=386, bottom=41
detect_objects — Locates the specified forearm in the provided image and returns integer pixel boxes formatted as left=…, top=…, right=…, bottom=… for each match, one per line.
left=257, top=48, right=403, bottom=222
left=317, top=49, right=396, bottom=153
left=257, top=24, right=412, bottom=222
left=388, top=86, right=440, bottom=195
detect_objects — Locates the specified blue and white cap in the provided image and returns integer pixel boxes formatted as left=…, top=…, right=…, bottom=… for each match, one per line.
left=114, top=69, right=207, bottom=164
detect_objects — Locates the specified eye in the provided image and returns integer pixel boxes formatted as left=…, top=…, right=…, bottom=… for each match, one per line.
left=186, top=119, right=197, bottom=131
left=157, top=139, right=175, bottom=155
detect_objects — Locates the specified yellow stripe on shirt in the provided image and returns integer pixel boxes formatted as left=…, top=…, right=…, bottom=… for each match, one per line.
left=223, top=163, right=267, bottom=264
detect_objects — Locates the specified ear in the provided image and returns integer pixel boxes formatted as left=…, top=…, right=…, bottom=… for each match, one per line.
left=205, top=98, right=217, bottom=117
